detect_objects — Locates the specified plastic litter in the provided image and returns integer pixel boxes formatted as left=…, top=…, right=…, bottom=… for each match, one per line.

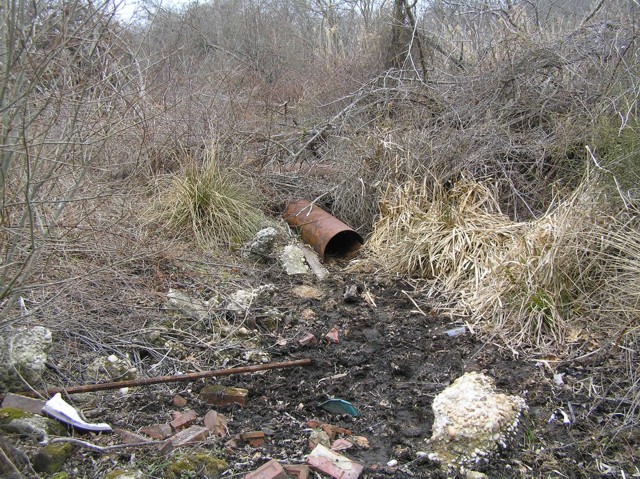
left=43, top=393, right=112, bottom=432
left=445, top=326, right=467, bottom=337
left=319, top=399, right=359, bottom=417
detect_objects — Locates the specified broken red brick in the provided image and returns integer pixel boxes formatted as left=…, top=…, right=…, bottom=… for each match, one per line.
left=240, top=430, right=266, bottom=447
left=200, top=385, right=248, bottom=407
left=298, top=332, right=317, bottom=346
left=169, top=425, right=209, bottom=447
left=331, top=438, right=354, bottom=451
left=172, top=394, right=188, bottom=407
left=225, top=437, right=239, bottom=453
left=282, top=464, right=310, bottom=479
left=140, top=424, right=173, bottom=440
left=324, top=326, right=340, bottom=344
left=307, top=420, right=352, bottom=440
left=158, top=439, right=174, bottom=455
left=1, top=393, right=46, bottom=415
left=245, top=459, right=288, bottom=479
left=306, top=444, right=363, bottom=479
left=204, top=410, right=228, bottom=437
left=170, top=409, right=198, bottom=431
left=114, top=429, right=151, bottom=444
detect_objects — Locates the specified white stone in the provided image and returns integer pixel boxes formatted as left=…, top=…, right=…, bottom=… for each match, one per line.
left=0, top=326, right=52, bottom=392
left=246, top=227, right=278, bottom=260
left=427, top=372, right=527, bottom=470
left=226, top=284, right=276, bottom=314
left=280, top=245, right=310, bottom=275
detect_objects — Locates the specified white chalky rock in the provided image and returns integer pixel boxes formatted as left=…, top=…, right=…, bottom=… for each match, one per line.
left=227, top=284, right=276, bottom=314
left=87, top=354, right=137, bottom=382
left=280, top=245, right=310, bottom=275
left=246, top=227, right=278, bottom=260
left=0, top=326, right=52, bottom=392
left=167, top=289, right=209, bottom=321
left=427, top=372, right=526, bottom=470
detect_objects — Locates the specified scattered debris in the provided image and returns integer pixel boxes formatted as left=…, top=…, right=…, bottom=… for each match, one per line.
left=0, top=326, right=52, bottom=392
left=549, top=408, right=571, bottom=425
left=227, top=284, right=276, bottom=314
left=164, top=452, right=227, bottom=479
left=283, top=464, right=310, bottom=479
left=43, top=393, right=112, bottom=432
left=87, top=354, right=137, bottom=382
left=298, top=332, right=317, bottom=346
left=32, top=442, right=74, bottom=474
left=426, top=372, right=527, bottom=470
left=307, top=420, right=352, bottom=440
left=140, top=424, right=172, bottom=440
left=331, top=438, right=354, bottom=451
left=246, top=227, right=279, bottom=261
left=324, top=326, right=340, bottom=344
left=169, top=410, right=198, bottom=431
left=2, top=393, right=46, bottom=415
left=319, top=399, right=359, bottom=417
left=203, top=410, right=228, bottom=437
left=445, top=326, right=467, bottom=337
left=0, top=407, right=67, bottom=442
left=301, top=246, right=329, bottom=280
left=306, top=443, right=363, bottom=479
left=280, top=245, right=311, bottom=275
left=466, top=471, right=489, bottom=479
left=200, top=385, right=248, bottom=407
left=240, top=430, right=266, bottom=447
left=169, top=425, right=210, bottom=447
left=343, top=284, right=360, bottom=303
left=167, top=289, right=209, bottom=321
left=350, top=436, right=370, bottom=449
left=309, top=429, right=331, bottom=449
left=245, top=458, right=288, bottom=479
left=292, top=285, right=324, bottom=299
left=172, top=394, right=187, bottom=407
left=115, top=428, right=151, bottom=445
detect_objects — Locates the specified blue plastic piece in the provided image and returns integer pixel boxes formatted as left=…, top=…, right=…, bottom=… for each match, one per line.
left=319, top=399, right=359, bottom=417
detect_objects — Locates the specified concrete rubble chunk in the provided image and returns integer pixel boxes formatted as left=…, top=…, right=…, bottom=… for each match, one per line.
left=2, top=393, right=46, bottom=415
left=167, top=289, right=209, bottom=321
left=227, top=284, right=276, bottom=314
left=245, top=459, right=288, bottom=479
left=246, top=227, right=279, bottom=261
left=426, top=371, right=527, bottom=470
left=306, top=444, right=363, bottom=479
left=301, top=247, right=329, bottom=281
left=280, top=245, right=310, bottom=275
left=0, top=326, right=52, bottom=392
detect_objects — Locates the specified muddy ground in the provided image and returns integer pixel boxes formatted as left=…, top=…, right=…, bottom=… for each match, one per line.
left=3, top=248, right=639, bottom=478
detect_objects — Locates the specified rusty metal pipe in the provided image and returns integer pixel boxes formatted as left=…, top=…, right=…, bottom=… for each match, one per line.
left=283, top=200, right=364, bottom=261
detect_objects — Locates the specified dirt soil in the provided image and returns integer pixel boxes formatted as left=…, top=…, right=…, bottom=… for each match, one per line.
left=3, top=248, right=639, bottom=478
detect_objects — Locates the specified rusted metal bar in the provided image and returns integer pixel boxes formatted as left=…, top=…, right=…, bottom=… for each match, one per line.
left=5, top=358, right=312, bottom=399
left=283, top=199, right=363, bottom=261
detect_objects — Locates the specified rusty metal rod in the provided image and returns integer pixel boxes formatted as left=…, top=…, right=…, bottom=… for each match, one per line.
left=8, top=358, right=312, bottom=399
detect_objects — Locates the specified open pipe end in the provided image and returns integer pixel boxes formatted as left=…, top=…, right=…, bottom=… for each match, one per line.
left=324, top=230, right=364, bottom=259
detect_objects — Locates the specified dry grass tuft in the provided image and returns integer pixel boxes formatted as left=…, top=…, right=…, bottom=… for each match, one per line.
left=153, top=147, right=267, bottom=249
left=366, top=174, right=630, bottom=351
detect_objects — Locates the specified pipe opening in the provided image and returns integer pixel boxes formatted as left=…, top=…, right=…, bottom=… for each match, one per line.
left=324, top=230, right=364, bottom=258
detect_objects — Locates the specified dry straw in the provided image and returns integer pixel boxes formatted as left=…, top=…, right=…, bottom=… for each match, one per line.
left=367, top=174, right=622, bottom=351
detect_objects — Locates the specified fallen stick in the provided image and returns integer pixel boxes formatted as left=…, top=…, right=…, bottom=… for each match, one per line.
left=4, top=358, right=312, bottom=399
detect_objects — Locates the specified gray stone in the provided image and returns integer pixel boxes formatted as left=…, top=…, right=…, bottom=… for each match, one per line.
left=280, top=245, right=310, bottom=275
left=426, top=372, right=526, bottom=470
left=167, top=289, right=209, bottom=321
left=466, top=472, right=489, bottom=479
left=226, top=284, right=276, bottom=314
left=0, top=326, right=52, bottom=392
left=246, top=227, right=278, bottom=260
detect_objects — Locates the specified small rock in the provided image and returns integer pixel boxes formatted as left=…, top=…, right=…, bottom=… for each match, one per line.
left=283, top=464, right=311, bottom=479
left=203, top=410, right=228, bottom=437
left=200, top=385, right=248, bottom=407
left=169, top=410, right=198, bottom=431
left=103, top=469, right=146, bottom=479
left=164, top=452, right=227, bottom=479
left=32, top=442, right=75, bottom=474
left=2, top=393, right=46, bottom=415
left=343, top=284, right=360, bottom=303
left=298, top=332, right=317, bottom=346
left=0, top=326, right=52, bottom=392
left=172, top=395, right=187, bottom=407
left=466, top=472, right=489, bottom=479
left=280, top=245, right=310, bottom=275
left=325, top=326, right=340, bottom=343
left=140, top=424, right=172, bottom=440
left=386, top=459, right=398, bottom=467
left=292, top=285, right=324, bottom=299
left=115, top=429, right=151, bottom=444
left=240, top=430, right=265, bottom=447
left=87, top=355, right=137, bottom=382
left=166, top=289, right=209, bottom=321
left=226, top=284, right=276, bottom=314
left=246, top=227, right=279, bottom=261
left=168, top=425, right=209, bottom=447
left=309, top=429, right=331, bottom=449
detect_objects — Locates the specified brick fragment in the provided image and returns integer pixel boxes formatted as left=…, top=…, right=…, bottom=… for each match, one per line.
left=170, top=409, right=198, bottom=431
left=169, top=425, right=209, bottom=447
left=324, top=326, right=340, bottom=344
left=283, top=464, right=310, bottom=479
left=306, top=444, right=363, bottom=479
left=2, top=393, right=46, bottom=415
left=173, top=394, right=188, bottom=407
left=204, top=410, right=228, bottom=437
left=245, top=459, right=288, bottom=479
left=240, top=430, right=265, bottom=447
left=200, top=385, right=248, bottom=407
left=298, top=332, right=317, bottom=346
left=140, top=424, right=173, bottom=440
left=114, top=428, right=151, bottom=444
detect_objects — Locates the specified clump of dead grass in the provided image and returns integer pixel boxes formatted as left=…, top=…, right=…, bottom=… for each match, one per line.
left=153, top=147, right=267, bottom=249
left=366, top=174, right=633, bottom=351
